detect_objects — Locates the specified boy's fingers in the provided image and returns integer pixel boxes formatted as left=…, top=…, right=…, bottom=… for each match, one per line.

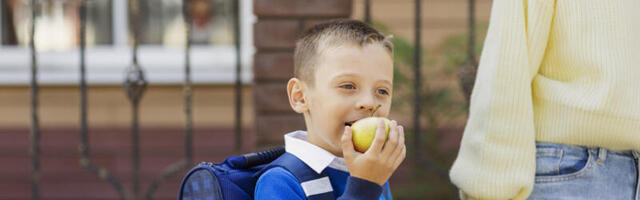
left=341, top=126, right=355, bottom=160
left=390, top=126, right=405, bottom=160
left=366, top=119, right=386, bottom=156
left=392, top=145, right=406, bottom=168
left=398, top=126, right=405, bottom=150
left=382, top=120, right=399, bottom=159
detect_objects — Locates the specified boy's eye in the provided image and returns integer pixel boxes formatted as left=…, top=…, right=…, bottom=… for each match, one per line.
left=340, top=84, right=356, bottom=90
left=377, top=89, right=389, bottom=95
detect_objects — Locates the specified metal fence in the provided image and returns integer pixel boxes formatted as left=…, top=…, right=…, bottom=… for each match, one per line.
left=25, top=0, right=477, bottom=199
left=26, top=0, right=243, bottom=199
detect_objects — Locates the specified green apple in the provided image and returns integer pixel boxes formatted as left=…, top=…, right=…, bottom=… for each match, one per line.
left=351, top=117, right=391, bottom=153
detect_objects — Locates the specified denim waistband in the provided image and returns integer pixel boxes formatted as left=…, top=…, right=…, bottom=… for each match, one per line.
left=536, top=142, right=639, bottom=160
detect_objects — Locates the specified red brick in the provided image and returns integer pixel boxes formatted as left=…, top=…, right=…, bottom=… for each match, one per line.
left=253, top=82, right=292, bottom=113
left=254, top=52, right=295, bottom=81
left=0, top=127, right=256, bottom=200
left=254, top=20, right=300, bottom=50
left=254, top=0, right=352, bottom=18
left=255, top=114, right=305, bottom=145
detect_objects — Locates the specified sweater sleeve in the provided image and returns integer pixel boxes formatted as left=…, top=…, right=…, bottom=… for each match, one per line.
left=449, top=0, right=555, bottom=199
left=254, top=167, right=306, bottom=200
left=337, top=177, right=383, bottom=200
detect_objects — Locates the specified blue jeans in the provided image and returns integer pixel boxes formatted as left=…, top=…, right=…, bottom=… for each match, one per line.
left=529, top=142, right=640, bottom=200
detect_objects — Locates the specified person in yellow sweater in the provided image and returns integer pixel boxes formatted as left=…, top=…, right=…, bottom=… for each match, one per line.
left=449, top=0, right=640, bottom=199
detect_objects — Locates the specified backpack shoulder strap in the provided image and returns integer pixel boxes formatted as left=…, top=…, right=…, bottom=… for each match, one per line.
left=256, top=153, right=335, bottom=200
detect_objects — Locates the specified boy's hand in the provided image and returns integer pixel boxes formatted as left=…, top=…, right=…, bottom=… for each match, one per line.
left=341, top=119, right=406, bottom=186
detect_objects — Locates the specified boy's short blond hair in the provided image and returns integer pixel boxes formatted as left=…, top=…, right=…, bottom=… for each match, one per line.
left=293, top=19, right=393, bottom=86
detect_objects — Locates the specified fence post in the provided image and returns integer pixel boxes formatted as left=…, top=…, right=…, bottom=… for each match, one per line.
left=413, top=0, right=422, bottom=163
left=29, top=0, right=40, bottom=199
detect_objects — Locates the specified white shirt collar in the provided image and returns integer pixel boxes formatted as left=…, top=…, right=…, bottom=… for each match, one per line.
left=284, top=130, right=349, bottom=174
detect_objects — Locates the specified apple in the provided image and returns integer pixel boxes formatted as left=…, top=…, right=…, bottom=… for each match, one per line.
left=351, top=117, right=391, bottom=153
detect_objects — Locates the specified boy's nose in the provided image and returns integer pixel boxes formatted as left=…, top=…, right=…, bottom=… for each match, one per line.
left=356, top=94, right=377, bottom=113
left=357, top=104, right=375, bottom=112
left=358, top=105, right=373, bottom=111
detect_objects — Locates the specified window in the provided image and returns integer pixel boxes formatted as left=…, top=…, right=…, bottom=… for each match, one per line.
left=1, top=0, right=113, bottom=49
left=0, top=0, right=254, bottom=85
left=133, top=0, right=233, bottom=46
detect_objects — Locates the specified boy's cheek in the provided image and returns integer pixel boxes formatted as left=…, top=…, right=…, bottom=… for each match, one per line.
left=375, top=108, right=391, bottom=117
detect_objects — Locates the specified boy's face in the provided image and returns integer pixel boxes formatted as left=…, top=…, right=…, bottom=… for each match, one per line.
left=288, top=43, right=394, bottom=157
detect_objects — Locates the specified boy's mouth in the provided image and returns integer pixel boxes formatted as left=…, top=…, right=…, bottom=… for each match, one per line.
left=344, top=120, right=358, bottom=126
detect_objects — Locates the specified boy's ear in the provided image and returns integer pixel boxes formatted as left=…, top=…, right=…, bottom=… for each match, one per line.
left=286, top=78, right=309, bottom=113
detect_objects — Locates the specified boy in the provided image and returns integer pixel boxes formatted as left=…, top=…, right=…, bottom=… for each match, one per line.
left=254, top=19, right=406, bottom=200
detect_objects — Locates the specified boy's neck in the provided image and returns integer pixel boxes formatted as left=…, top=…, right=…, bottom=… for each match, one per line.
left=305, top=130, right=343, bottom=158
left=302, top=112, right=343, bottom=157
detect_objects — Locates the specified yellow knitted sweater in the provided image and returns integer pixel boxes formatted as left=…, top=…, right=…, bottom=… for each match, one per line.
left=449, top=0, right=640, bottom=199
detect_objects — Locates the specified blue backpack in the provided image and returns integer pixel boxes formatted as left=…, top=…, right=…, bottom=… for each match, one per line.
left=177, top=146, right=336, bottom=200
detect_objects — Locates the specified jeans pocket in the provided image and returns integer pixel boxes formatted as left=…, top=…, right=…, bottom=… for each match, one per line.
left=534, top=145, right=592, bottom=183
left=534, top=147, right=562, bottom=176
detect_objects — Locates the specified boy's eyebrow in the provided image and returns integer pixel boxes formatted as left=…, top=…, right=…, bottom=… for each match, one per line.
left=377, top=80, right=393, bottom=87
left=331, top=73, right=392, bottom=86
left=331, top=73, right=359, bottom=81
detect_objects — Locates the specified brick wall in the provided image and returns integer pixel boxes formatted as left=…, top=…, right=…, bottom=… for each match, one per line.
left=0, top=127, right=254, bottom=200
left=253, top=0, right=352, bottom=146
